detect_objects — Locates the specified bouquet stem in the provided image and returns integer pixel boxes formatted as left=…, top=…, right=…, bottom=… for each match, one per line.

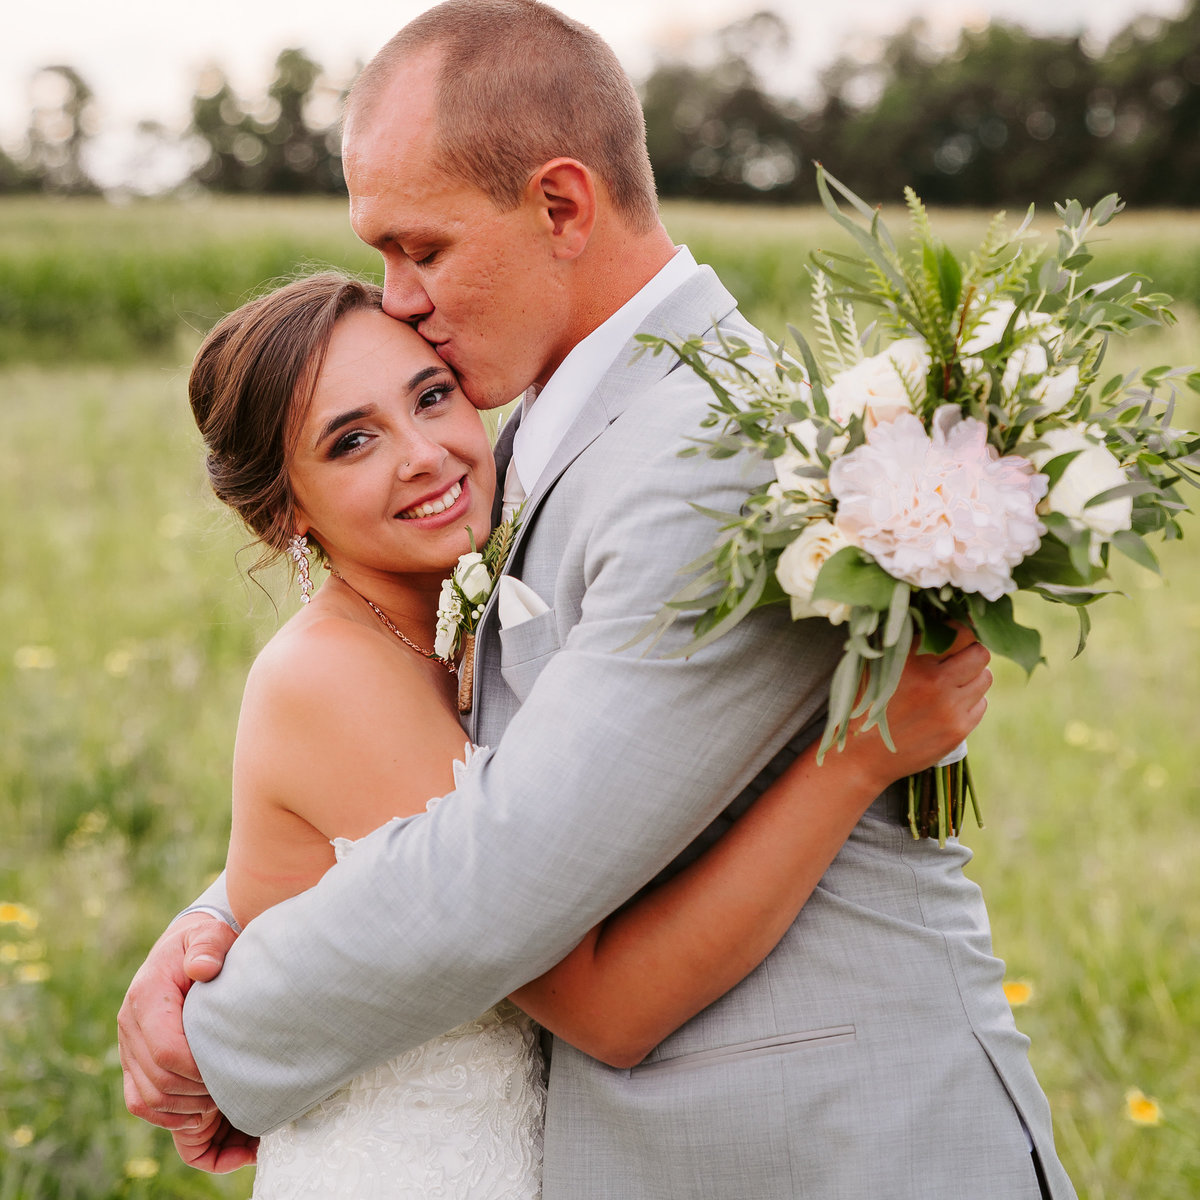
left=907, top=754, right=980, bottom=846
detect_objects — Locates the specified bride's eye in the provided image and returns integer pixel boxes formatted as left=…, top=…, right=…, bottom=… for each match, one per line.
left=329, top=429, right=371, bottom=458
left=416, top=382, right=455, bottom=411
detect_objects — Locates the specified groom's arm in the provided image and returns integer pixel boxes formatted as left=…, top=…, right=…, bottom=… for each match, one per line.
left=182, top=378, right=841, bottom=1136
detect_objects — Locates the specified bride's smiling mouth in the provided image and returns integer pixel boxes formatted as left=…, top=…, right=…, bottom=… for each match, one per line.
left=396, top=478, right=465, bottom=520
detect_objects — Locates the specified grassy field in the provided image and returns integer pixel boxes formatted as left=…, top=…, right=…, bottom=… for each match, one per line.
left=1, top=197, right=1198, bottom=1198
left=5, top=193, right=1200, bottom=363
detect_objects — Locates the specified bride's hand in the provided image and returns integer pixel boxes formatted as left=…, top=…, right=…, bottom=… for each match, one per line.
left=837, top=627, right=991, bottom=788
left=172, top=1109, right=259, bottom=1174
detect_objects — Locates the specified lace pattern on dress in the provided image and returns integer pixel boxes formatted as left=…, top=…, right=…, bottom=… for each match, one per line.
left=252, top=745, right=546, bottom=1199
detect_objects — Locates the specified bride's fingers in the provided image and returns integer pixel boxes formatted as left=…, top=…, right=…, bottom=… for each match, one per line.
left=934, top=641, right=991, bottom=687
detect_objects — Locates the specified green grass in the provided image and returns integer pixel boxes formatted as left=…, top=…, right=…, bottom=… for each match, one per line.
left=1, top=199, right=1199, bottom=1196
left=3, top=195, right=1199, bottom=364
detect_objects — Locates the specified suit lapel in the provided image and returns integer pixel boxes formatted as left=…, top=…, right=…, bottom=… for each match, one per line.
left=501, top=266, right=739, bottom=565
left=468, top=265, right=741, bottom=734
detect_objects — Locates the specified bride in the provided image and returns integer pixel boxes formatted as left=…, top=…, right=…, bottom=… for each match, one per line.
left=183, top=271, right=991, bottom=1197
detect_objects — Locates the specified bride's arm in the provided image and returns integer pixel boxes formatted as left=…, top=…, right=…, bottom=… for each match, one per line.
left=510, top=634, right=991, bottom=1068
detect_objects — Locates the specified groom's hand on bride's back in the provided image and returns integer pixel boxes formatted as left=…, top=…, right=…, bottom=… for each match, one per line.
left=117, top=913, right=255, bottom=1171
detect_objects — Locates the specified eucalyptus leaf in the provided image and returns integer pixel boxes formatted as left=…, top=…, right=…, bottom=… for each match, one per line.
left=966, top=594, right=1043, bottom=675
left=812, top=547, right=898, bottom=611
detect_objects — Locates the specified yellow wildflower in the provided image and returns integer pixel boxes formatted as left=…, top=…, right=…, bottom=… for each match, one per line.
left=125, top=1158, right=160, bottom=1179
left=0, top=903, right=37, bottom=930
left=104, top=648, right=135, bottom=677
left=1125, top=1088, right=1162, bottom=1126
left=10, top=1126, right=34, bottom=1148
left=0, top=944, right=18, bottom=963
left=1143, top=764, right=1168, bottom=791
left=16, top=962, right=50, bottom=984
left=1003, top=981, right=1034, bottom=1006
left=1063, top=720, right=1091, bottom=748
left=14, top=646, right=55, bottom=670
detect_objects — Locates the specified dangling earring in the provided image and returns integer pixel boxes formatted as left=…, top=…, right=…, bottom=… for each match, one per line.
left=287, top=533, right=314, bottom=604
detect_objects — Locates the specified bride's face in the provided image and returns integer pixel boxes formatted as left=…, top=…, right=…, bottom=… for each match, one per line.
left=288, top=309, right=496, bottom=583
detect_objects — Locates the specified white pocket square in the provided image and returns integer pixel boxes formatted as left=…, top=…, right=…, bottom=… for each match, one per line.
left=497, top=576, right=550, bottom=630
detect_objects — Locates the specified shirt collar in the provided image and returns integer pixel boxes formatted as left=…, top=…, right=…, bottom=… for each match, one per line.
left=510, top=246, right=699, bottom=494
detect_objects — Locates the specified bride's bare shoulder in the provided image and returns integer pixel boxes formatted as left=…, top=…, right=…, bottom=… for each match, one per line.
left=241, top=604, right=446, bottom=735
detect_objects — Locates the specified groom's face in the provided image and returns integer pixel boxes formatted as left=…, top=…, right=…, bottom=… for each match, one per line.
left=344, top=53, right=573, bottom=411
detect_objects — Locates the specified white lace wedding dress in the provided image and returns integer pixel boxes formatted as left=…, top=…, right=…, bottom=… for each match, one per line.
left=251, top=750, right=547, bottom=1199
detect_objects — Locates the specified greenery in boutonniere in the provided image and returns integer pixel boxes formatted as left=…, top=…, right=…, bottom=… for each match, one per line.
left=435, top=507, right=523, bottom=662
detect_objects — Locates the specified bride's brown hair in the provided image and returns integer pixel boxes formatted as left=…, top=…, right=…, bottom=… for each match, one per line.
left=188, top=272, right=385, bottom=573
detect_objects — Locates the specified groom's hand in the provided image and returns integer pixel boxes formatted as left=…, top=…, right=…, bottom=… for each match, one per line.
left=117, top=913, right=247, bottom=1165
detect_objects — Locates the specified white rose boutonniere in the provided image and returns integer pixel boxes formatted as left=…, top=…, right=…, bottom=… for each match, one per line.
left=436, top=506, right=524, bottom=713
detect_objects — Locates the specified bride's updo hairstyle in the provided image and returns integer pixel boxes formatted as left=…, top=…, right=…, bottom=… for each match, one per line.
left=188, top=272, right=384, bottom=572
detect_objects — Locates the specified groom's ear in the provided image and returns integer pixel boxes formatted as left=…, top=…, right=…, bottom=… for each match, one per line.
left=527, top=158, right=596, bottom=260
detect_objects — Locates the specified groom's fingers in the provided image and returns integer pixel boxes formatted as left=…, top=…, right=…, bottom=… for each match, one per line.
left=183, top=920, right=237, bottom=983
left=119, top=915, right=221, bottom=1131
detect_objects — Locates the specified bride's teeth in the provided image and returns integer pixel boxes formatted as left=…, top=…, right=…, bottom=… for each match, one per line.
left=401, top=480, right=462, bottom=519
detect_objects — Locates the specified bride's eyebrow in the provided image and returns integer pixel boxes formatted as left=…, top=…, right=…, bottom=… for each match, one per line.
left=315, top=406, right=375, bottom=447
left=405, top=365, right=448, bottom=393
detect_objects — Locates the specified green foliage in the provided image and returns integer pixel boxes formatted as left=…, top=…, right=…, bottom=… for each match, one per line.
left=0, top=197, right=382, bottom=364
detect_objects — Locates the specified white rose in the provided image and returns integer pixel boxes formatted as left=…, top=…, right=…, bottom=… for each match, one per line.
left=775, top=520, right=853, bottom=624
left=1029, top=363, right=1079, bottom=412
left=823, top=338, right=929, bottom=428
left=1030, top=425, right=1133, bottom=549
left=772, top=418, right=849, bottom=501
left=964, top=300, right=1075, bottom=410
left=453, top=552, right=492, bottom=603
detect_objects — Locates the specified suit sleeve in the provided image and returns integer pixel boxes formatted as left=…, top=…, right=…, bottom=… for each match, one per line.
left=183, top=369, right=841, bottom=1135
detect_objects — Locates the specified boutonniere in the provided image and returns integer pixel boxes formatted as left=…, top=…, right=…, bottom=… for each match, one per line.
left=435, top=506, right=524, bottom=713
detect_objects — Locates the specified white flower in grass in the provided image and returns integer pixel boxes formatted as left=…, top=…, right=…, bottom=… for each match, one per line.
left=776, top=520, right=854, bottom=624
left=824, top=338, right=930, bottom=428
left=829, top=410, right=1047, bottom=600
left=1029, top=426, right=1133, bottom=548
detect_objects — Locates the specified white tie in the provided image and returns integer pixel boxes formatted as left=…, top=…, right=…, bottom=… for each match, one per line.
left=501, top=457, right=526, bottom=522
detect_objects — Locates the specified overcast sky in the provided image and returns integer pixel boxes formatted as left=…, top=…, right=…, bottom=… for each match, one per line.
left=3, top=0, right=1187, bottom=185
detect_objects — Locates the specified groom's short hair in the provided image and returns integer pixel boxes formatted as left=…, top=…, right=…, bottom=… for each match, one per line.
left=348, top=0, right=659, bottom=232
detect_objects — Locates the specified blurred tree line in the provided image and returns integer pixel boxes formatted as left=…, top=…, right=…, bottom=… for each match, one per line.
left=4, top=0, right=1199, bottom=206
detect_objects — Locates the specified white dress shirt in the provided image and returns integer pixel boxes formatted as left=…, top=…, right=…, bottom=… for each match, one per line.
left=507, top=246, right=699, bottom=497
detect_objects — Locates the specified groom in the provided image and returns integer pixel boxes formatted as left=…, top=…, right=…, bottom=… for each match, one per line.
left=120, top=3, right=1074, bottom=1196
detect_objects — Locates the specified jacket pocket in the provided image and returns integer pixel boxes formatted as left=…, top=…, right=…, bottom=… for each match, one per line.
left=498, top=606, right=560, bottom=703
left=630, top=1025, right=856, bottom=1078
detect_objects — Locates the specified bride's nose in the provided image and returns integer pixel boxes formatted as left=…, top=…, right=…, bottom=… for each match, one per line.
left=396, top=431, right=448, bottom=480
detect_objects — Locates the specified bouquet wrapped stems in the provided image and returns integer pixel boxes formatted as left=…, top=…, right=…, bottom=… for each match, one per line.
left=908, top=754, right=981, bottom=845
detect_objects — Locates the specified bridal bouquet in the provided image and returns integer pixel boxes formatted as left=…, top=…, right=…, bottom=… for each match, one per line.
left=637, top=166, right=1199, bottom=843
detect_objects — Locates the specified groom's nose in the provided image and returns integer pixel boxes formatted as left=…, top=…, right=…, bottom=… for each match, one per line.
left=382, top=262, right=433, bottom=326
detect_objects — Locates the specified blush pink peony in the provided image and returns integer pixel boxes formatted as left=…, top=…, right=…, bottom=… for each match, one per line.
left=828, top=411, right=1048, bottom=600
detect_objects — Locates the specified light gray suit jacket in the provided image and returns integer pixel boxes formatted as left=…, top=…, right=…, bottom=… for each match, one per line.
left=184, top=267, right=1074, bottom=1198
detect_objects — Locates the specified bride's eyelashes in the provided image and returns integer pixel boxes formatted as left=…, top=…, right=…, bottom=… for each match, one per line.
left=415, top=382, right=456, bottom=412
left=328, top=429, right=373, bottom=459
left=324, top=384, right=457, bottom=460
